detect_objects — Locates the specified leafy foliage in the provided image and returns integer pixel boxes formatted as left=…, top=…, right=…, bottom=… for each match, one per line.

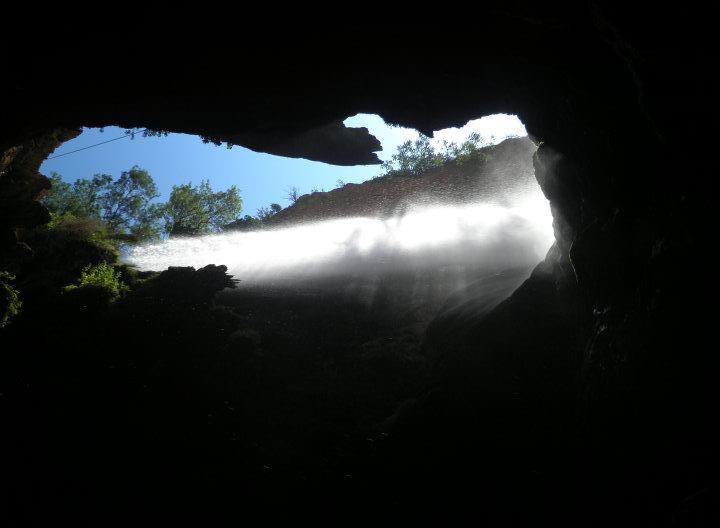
left=99, top=167, right=162, bottom=240
left=440, top=132, right=494, bottom=165
left=44, top=169, right=246, bottom=241
left=199, top=135, right=237, bottom=149
left=380, top=132, right=493, bottom=178
left=0, top=271, right=22, bottom=328
left=18, top=212, right=119, bottom=291
left=46, top=212, right=119, bottom=256
left=381, top=135, right=443, bottom=177
left=63, top=262, right=129, bottom=301
left=44, top=172, right=110, bottom=218
left=43, top=167, right=163, bottom=243
left=224, top=215, right=263, bottom=232
left=224, top=203, right=282, bottom=232
left=123, top=128, right=170, bottom=139
left=163, top=180, right=243, bottom=237
left=256, top=203, right=283, bottom=222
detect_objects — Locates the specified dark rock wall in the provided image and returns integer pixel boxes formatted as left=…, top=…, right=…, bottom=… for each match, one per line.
left=0, top=129, right=81, bottom=268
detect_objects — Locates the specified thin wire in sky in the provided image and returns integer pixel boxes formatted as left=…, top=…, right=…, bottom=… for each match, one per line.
left=46, top=128, right=148, bottom=160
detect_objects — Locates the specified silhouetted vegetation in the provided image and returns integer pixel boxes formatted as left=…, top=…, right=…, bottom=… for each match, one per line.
left=285, top=186, right=300, bottom=204
left=224, top=214, right=263, bottom=231
left=0, top=271, right=21, bottom=327
left=256, top=202, right=283, bottom=222
left=380, top=132, right=497, bottom=178
left=224, top=203, right=283, bottom=232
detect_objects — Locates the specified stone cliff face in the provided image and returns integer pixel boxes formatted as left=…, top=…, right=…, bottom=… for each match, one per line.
left=0, top=129, right=81, bottom=269
left=1, top=4, right=716, bottom=523
left=269, top=137, right=539, bottom=225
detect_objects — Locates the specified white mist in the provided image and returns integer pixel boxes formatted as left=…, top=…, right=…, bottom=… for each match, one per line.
left=124, top=190, right=554, bottom=284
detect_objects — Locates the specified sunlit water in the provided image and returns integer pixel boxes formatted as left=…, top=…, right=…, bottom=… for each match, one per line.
left=125, top=190, right=554, bottom=284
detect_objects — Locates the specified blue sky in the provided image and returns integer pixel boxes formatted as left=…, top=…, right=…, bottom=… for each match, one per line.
left=40, top=114, right=526, bottom=216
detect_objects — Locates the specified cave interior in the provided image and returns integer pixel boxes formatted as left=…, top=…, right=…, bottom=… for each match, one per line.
left=1, top=6, right=716, bottom=526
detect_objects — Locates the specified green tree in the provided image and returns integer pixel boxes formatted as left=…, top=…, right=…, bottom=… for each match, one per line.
left=224, top=203, right=282, bottom=232
left=224, top=215, right=263, bottom=232
left=100, top=167, right=162, bottom=240
left=163, top=180, right=243, bottom=237
left=381, top=135, right=443, bottom=177
left=256, top=203, right=282, bottom=222
left=63, top=262, right=129, bottom=302
left=380, top=132, right=492, bottom=177
left=444, top=132, right=491, bottom=165
left=43, top=167, right=163, bottom=243
left=44, top=172, right=111, bottom=218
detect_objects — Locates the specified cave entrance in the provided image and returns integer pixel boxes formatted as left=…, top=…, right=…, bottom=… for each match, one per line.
left=39, top=112, right=552, bottom=282
left=37, top=113, right=554, bottom=337
left=36, top=110, right=554, bottom=368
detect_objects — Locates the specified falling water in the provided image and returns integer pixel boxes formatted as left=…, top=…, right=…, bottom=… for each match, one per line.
left=124, top=189, right=554, bottom=285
